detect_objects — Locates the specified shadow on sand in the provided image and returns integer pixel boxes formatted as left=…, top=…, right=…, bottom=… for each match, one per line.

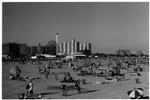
left=64, top=88, right=101, bottom=96
left=36, top=91, right=61, bottom=96
left=141, top=96, right=149, bottom=99
left=118, top=78, right=130, bottom=82
left=123, top=79, right=130, bottom=81
left=130, top=96, right=149, bottom=99
left=47, top=86, right=61, bottom=90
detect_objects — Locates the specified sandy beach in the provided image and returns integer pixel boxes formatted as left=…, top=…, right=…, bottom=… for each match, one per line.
left=2, top=59, right=149, bottom=99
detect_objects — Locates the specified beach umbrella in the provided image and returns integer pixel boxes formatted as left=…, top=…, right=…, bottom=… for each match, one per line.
left=127, top=88, right=144, bottom=99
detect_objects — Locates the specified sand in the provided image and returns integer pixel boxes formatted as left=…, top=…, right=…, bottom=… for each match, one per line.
left=2, top=60, right=149, bottom=99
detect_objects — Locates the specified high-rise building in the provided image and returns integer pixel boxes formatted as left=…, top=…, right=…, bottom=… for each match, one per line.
left=85, top=42, right=88, bottom=50
left=26, top=46, right=31, bottom=56
left=67, top=42, right=71, bottom=54
left=136, top=50, right=144, bottom=56
left=5, top=43, right=20, bottom=58
left=124, top=50, right=131, bottom=56
left=83, top=42, right=86, bottom=50
left=76, top=42, right=80, bottom=52
left=2, top=43, right=9, bottom=55
left=37, top=43, right=44, bottom=54
left=63, top=42, right=67, bottom=55
left=88, top=43, right=92, bottom=51
left=59, top=43, right=63, bottom=53
left=75, top=41, right=77, bottom=53
left=116, top=49, right=125, bottom=56
left=54, top=33, right=92, bottom=55
left=79, top=43, right=83, bottom=51
left=20, top=44, right=28, bottom=55
left=3, top=43, right=31, bottom=58
left=71, top=39, right=75, bottom=54
left=86, top=43, right=89, bottom=50
left=31, top=46, right=38, bottom=56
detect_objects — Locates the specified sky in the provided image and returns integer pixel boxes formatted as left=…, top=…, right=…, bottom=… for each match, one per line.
left=2, top=2, right=149, bottom=54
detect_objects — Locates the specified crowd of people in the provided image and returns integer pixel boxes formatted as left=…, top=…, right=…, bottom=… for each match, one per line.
left=7, top=55, right=148, bottom=99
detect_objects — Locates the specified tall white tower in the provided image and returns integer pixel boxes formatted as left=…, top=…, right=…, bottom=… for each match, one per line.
left=63, top=42, right=67, bottom=55
left=71, top=39, right=75, bottom=55
left=56, top=32, right=59, bottom=55
left=67, top=42, right=71, bottom=55
left=56, top=32, right=59, bottom=44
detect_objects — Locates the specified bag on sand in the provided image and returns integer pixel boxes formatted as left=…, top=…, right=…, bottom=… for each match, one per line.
left=9, top=66, right=21, bottom=77
left=26, top=84, right=30, bottom=90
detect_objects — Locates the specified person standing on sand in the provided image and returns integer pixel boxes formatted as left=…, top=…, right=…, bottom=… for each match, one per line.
left=62, top=84, right=67, bottom=96
left=26, top=83, right=30, bottom=96
left=75, top=81, right=81, bottom=93
left=39, top=66, right=42, bottom=73
left=55, top=74, right=58, bottom=80
left=45, top=70, right=49, bottom=78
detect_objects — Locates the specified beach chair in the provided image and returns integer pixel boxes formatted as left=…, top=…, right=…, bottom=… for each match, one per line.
left=135, top=78, right=140, bottom=84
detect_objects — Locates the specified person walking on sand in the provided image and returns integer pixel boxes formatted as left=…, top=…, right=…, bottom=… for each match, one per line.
left=28, top=80, right=33, bottom=96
